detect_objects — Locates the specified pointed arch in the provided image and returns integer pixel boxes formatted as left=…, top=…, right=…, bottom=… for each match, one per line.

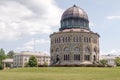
left=74, top=47, right=80, bottom=51
left=64, top=47, right=69, bottom=51
left=56, top=48, right=59, bottom=52
left=85, top=47, right=90, bottom=53
left=84, top=47, right=91, bottom=61
left=93, top=55, right=96, bottom=61
left=94, top=47, right=97, bottom=53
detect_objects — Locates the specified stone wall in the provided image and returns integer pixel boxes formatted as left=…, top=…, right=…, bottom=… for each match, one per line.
left=50, top=29, right=99, bottom=65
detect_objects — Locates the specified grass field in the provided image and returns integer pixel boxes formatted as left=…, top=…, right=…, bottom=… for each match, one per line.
left=0, top=67, right=120, bottom=80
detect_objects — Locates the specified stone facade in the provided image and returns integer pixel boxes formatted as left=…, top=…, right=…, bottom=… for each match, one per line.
left=50, top=5, right=100, bottom=65
left=50, top=29, right=99, bottom=65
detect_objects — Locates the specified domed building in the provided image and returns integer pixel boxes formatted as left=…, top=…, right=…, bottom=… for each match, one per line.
left=50, top=5, right=100, bottom=66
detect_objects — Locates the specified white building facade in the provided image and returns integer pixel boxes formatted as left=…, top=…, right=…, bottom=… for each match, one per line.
left=13, top=51, right=50, bottom=67
left=100, top=54, right=118, bottom=66
left=2, top=59, right=13, bottom=69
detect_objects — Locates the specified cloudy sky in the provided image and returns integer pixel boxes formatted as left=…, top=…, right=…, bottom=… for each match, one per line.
left=0, top=0, right=120, bottom=55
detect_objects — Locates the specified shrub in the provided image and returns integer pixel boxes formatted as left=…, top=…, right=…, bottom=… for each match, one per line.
left=43, top=62, right=48, bottom=67
left=50, top=64, right=112, bottom=67
left=100, top=59, right=107, bottom=65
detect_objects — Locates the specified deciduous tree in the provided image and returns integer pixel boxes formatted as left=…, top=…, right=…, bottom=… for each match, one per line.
left=0, top=48, right=6, bottom=62
left=0, top=63, right=3, bottom=70
left=115, top=57, right=120, bottom=66
left=28, top=56, right=38, bottom=67
left=7, top=50, right=15, bottom=58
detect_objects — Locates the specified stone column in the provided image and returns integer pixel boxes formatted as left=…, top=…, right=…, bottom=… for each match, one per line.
left=81, top=51, right=84, bottom=62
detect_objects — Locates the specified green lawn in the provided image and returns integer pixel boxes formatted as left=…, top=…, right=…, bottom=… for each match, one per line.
left=0, top=67, right=120, bottom=80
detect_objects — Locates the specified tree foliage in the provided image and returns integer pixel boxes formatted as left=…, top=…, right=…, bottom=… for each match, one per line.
left=0, top=63, right=3, bottom=70
left=28, top=56, right=38, bottom=67
left=100, top=59, right=107, bottom=65
left=7, top=50, right=15, bottom=58
left=0, top=48, right=6, bottom=70
left=115, top=57, right=120, bottom=66
left=0, top=48, right=6, bottom=62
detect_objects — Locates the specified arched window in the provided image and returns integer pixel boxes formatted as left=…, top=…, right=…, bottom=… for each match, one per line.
left=74, top=54, right=80, bottom=61
left=73, top=37, right=75, bottom=42
left=76, top=37, right=78, bottom=42
left=56, top=38, right=58, bottom=43
left=84, top=37, right=87, bottom=43
left=63, top=37, right=65, bottom=43
left=68, top=37, right=70, bottom=42
left=74, top=47, right=80, bottom=51
left=84, top=47, right=90, bottom=61
left=79, top=37, right=82, bottom=42
left=65, top=37, right=67, bottom=42
left=58, top=38, right=61, bottom=43
left=84, top=37, right=91, bottom=43
left=64, top=47, right=69, bottom=51
left=89, top=38, right=91, bottom=43
left=55, top=38, right=56, bottom=43
left=84, top=55, right=90, bottom=61
left=73, top=37, right=79, bottom=42
left=86, top=37, right=88, bottom=43
left=56, top=48, right=59, bottom=52
left=64, top=54, right=69, bottom=61
left=85, top=47, right=90, bottom=53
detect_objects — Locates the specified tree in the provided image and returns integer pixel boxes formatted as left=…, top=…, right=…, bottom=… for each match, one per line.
left=115, top=57, right=120, bottom=66
left=100, top=59, right=107, bottom=65
left=28, top=56, right=38, bottom=67
left=0, top=48, right=6, bottom=62
left=0, top=63, right=3, bottom=70
left=7, top=50, right=15, bottom=58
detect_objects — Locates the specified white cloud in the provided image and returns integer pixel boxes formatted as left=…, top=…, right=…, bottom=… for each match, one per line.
left=17, top=39, right=50, bottom=51
left=106, top=16, right=120, bottom=20
left=101, top=49, right=120, bottom=55
left=0, top=0, right=62, bottom=40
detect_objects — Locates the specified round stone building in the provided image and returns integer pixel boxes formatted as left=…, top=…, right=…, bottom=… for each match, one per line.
left=50, top=5, right=100, bottom=66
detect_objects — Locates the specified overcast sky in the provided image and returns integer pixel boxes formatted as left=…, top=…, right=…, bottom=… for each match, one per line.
left=0, top=0, right=120, bottom=55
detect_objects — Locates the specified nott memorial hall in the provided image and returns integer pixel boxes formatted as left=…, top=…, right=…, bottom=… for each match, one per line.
left=50, top=5, right=100, bottom=66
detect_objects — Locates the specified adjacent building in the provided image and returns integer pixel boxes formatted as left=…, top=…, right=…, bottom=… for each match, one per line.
left=50, top=5, right=100, bottom=66
left=13, top=51, right=50, bottom=67
left=2, top=59, right=13, bottom=69
left=100, top=54, right=118, bottom=66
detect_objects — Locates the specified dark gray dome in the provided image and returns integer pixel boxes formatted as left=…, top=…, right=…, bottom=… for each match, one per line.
left=60, top=5, right=90, bottom=31
left=61, top=5, right=88, bottom=21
